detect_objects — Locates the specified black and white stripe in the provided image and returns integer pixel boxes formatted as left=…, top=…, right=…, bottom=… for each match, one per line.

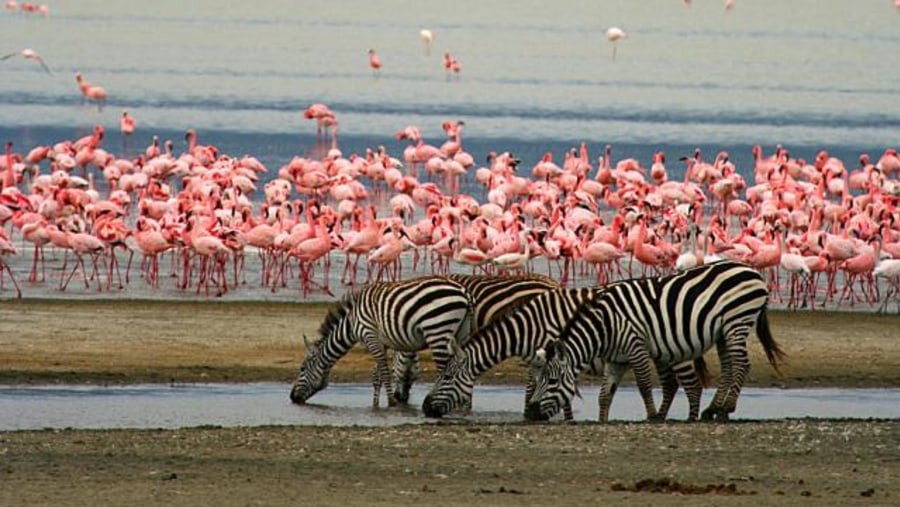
left=422, top=285, right=606, bottom=418
left=525, top=260, right=785, bottom=422
left=391, top=273, right=562, bottom=403
left=290, top=276, right=473, bottom=407
left=421, top=270, right=714, bottom=420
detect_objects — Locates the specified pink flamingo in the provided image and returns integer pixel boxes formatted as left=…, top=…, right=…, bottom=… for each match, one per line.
left=20, top=219, right=49, bottom=283
left=839, top=238, right=878, bottom=306
left=291, top=217, right=336, bottom=296
left=191, top=234, right=231, bottom=297
left=62, top=230, right=105, bottom=291
left=119, top=111, right=135, bottom=155
left=302, top=103, right=337, bottom=147
left=368, top=49, right=382, bottom=77
left=0, top=230, right=21, bottom=298
left=874, top=258, right=900, bottom=313
left=367, top=223, right=407, bottom=281
left=134, top=218, right=172, bottom=288
left=74, top=72, right=107, bottom=111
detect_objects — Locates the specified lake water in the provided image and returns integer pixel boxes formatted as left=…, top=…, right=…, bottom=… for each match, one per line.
left=1, top=383, right=897, bottom=430
left=2, top=0, right=899, bottom=180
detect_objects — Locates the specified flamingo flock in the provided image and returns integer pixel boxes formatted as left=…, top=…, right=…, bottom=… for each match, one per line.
left=0, top=110, right=899, bottom=312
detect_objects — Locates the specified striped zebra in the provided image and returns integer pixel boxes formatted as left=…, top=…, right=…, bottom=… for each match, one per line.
left=524, top=260, right=786, bottom=422
left=390, top=273, right=562, bottom=404
left=421, top=283, right=707, bottom=420
left=289, top=276, right=474, bottom=407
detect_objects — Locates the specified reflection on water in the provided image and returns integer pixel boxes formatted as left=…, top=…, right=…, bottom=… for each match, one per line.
left=0, top=383, right=897, bottom=431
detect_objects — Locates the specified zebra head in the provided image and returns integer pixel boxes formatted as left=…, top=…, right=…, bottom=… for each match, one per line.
left=524, top=342, right=577, bottom=421
left=421, top=352, right=474, bottom=418
left=289, top=335, right=330, bottom=404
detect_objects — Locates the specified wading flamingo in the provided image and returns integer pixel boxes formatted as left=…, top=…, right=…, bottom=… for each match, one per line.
left=606, top=27, right=627, bottom=61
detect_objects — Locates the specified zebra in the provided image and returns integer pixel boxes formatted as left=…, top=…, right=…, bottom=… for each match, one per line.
left=390, top=273, right=562, bottom=404
left=524, top=260, right=786, bottom=422
left=289, top=276, right=474, bottom=407
left=421, top=283, right=708, bottom=420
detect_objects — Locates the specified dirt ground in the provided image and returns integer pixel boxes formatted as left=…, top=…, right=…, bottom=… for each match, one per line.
left=1, top=299, right=899, bottom=506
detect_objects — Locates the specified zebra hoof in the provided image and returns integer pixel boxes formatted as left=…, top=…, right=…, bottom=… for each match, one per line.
left=700, top=408, right=717, bottom=421
left=392, top=391, right=410, bottom=405
left=647, top=413, right=666, bottom=423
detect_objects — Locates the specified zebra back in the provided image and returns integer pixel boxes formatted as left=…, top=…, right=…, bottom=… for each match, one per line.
left=446, top=273, right=562, bottom=328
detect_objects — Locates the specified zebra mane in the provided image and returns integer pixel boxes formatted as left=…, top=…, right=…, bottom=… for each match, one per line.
left=317, top=290, right=356, bottom=340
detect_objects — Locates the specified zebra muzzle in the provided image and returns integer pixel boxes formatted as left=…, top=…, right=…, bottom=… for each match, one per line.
left=524, top=402, right=550, bottom=421
left=421, top=395, right=444, bottom=418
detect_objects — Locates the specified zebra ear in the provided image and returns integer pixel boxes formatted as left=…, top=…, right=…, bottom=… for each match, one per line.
left=303, top=334, right=315, bottom=352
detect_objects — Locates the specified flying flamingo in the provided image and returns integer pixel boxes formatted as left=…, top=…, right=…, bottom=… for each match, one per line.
left=368, top=49, right=382, bottom=77
left=606, top=27, right=627, bottom=61
left=443, top=52, right=461, bottom=79
left=1, top=48, right=52, bottom=74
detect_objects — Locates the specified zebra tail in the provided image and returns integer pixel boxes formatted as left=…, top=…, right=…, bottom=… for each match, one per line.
left=756, top=305, right=787, bottom=375
left=693, top=356, right=713, bottom=388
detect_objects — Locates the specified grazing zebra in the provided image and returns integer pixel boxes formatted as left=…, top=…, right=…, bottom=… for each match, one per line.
left=525, top=260, right=786, bottom=422
left=421, top=284, right=707, bottom=420
left=289, top=276, right=474, bottom=407
left=391, top=273, right=561, bottom=404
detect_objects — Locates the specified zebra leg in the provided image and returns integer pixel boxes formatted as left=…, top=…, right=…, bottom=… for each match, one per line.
left=654, top=363, right=678, bottom=422
left=703, top=338, right=733, bottom=421
left=674, top=358, right=709, bottom=422
left=628, top=352, right=659, bottom=422
left=720, top=328, right=753, bottom=420
left=598, top=362, right=628, bottom=422
left=361, top=336, right=396, bottom=408
left=370, top=364, right=382, bottom=408
left=391, top=351, right=420, bottom=405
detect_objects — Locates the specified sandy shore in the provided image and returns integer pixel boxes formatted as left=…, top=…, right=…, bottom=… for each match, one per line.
left=1, top=299, right=898, bottom=506
left=1, top=299, right=898, bottom=387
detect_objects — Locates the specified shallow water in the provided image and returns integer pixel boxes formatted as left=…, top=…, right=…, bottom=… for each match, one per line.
left=0, top=383, right=897, bottom=431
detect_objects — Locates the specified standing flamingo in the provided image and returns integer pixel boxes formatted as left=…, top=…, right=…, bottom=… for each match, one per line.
left=74, top=72, right=108, bottom=111
left=874, top=258, right=900, bottom=313
left=368, top=49, right=382, bottom=77
left=606, top=27, right=627, bottom=61
left=119, top=111, right=136, bottom=156
left=0, top=230, right=21, bottom=298
left=419, top=29, right=434, bottom=55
